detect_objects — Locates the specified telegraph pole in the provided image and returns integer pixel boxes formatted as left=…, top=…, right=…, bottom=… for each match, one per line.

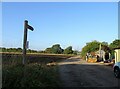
left=23, top=20, right=34, bottom=65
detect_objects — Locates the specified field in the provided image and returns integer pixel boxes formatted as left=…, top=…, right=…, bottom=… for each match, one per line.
left=2, top=53, right=73, bottom=87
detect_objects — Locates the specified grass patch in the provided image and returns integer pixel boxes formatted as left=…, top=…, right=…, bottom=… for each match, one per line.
left=3, top=64, right=60, bottom=87
left=2, top=53, right=72, bottom=88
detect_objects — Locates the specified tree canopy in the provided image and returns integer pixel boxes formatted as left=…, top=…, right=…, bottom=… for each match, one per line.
left=81, top=40, right=100, bottom=59
left=64, top=46, right=73, bottom=54
left=45, top=44, right=63, bottom=54
left=51, top=44, right=63, bottom=54
left=109, top=39, right=120, bottom=49
left=81, top=39, right=120, bottom=60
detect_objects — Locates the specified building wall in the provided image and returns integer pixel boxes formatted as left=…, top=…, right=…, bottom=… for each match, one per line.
left=115, top=49, right=120, bottom=63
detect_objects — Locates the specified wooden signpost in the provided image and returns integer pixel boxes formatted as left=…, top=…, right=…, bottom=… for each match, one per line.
left=23, top=20, right=34, bottom=65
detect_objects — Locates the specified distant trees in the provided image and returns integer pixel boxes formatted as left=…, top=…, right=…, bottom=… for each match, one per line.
left=45, top=44, right=63, bottom=54
left=51, top=44, right=64, bottom=54
left=81, top=40, right=100, bottom=59
left=2, top=39, right=120, bottom=58
left=1, top=47, right=22, bottom=52
left=109, top=39, right=120, bottom=59
left=81, top=39, right=120, bottom=60
left=0, top=47, right=37, bottom=53
left=109, top=39, right=120, bottom=49
left=45, top=48, right=52, bottom=53
left=73, top=50, right=79, bottom=55
left=2, top=39, right=120, bottom=56
left=63, top=46, right=73, bottom=54
left=81, top=41, right=111, bottom=59
left=101, top=41, right=108, bottom=46
left=27, top=49, right=38, bottom=53
left=1, top=44, right=79, bottom=55
left=101, top=45, right=110, bottom=53
left=44, top=44, right=76, bottom=54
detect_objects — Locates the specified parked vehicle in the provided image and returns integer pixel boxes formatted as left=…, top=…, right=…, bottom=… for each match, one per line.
left=113, top=47, right=120, bottom=78
left=113, top=62, right=120, bottom=78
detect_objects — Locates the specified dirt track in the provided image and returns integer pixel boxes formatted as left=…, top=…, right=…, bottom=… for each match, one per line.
left=58, top=57, right=120, bottom=87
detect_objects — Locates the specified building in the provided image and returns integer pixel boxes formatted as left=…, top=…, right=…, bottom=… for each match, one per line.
left=95, top=50, right=105, bottom=61
left=114, top=47, right=120, bottom=63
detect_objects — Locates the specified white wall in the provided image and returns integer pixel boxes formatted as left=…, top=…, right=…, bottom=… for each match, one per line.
left=115, top=49, right=120, bottom=63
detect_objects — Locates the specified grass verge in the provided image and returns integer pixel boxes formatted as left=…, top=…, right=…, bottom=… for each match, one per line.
left=3, top=63, right=60, bottom=88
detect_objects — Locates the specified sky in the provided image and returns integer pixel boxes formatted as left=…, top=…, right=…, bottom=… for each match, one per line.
left=2, top=2, right=118, bottom=51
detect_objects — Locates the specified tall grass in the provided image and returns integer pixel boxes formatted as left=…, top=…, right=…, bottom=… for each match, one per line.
left=2, top=53, right=71, bottom=88
left=3, top=64, right=60, bottom=87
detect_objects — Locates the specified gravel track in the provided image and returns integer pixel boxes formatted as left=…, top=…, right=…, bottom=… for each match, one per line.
left=58, top=57, right=120, bottom=87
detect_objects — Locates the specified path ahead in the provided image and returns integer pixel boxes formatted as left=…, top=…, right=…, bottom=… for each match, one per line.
left=58, top=57, right=120, bottom=87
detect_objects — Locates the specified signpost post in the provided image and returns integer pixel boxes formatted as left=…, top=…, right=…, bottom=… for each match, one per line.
left=23, top=20, right=34, bottom=65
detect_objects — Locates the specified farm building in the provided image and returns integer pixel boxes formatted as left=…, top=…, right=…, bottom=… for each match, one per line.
left=86, top=44, right=111, bottom=62
left=95, top=50, right=105, bottom=61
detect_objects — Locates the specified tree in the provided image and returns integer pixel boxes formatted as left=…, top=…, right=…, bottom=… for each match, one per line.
left=1, top=47, right=6, bottom=52
left=45, top=48, right=52, bottom=53
left=17, top=48, right=22, bottom=52
left=51, top=44, right=63, bottom=54
left=102, top=41, right=108, bottom=46
left=101, top=45, right=110, bottom=53
left=81, top=41, right=101, bottom=59
left=109, top=39, right=120, bottom=59
left=73, top=50, right=78, bottom=55
left=109, top=39, right=120, bottom=49
left=64, top=46, right=73, bottom=54
left=44, top=44, right=63, bottom=54
left=27, top=49, right=32, bottom=53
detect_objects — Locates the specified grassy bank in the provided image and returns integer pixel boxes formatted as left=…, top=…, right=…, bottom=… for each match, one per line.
left=3, top=64, right=60, bottom=87
left=2, top=53, right=72, bottom=88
